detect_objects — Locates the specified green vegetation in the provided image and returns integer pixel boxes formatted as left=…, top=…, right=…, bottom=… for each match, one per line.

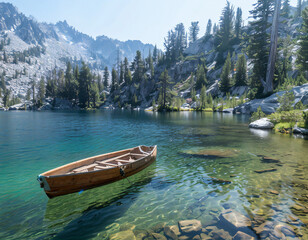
left=250, top=106, right=267, bottom=122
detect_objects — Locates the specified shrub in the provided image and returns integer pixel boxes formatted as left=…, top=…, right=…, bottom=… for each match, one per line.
left=250, top=106, right=266, bottom=122
left=303, top=111, right=308, bottom=129
left=277, top=91, right=295, bottom=112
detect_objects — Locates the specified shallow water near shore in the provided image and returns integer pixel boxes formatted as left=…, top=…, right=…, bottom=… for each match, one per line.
left=0, top=110, right=307, bottom=239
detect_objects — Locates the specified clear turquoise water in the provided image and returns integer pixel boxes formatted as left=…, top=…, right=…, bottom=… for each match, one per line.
left=0, top=111, right=307, bottom=239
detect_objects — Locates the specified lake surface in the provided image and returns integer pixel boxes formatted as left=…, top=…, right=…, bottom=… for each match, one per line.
left=0, top=110, right=307, bottom=239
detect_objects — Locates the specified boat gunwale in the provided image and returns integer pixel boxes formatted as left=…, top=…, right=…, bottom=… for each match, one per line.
left=40, top=145, right=157, bottom=178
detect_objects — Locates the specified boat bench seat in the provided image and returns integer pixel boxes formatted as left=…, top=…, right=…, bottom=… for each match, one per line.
left=72, top=163, right=98, bottom=173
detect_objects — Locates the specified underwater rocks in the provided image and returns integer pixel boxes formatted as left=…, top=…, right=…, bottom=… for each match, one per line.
left=219, top=209, right=252, bottom=229
left=233, top=231, right=256, bottom=240
left=180, top=148, right=239, bottom=159
left=261, top=156, right=281, bottom=164
left=209, top=177, right=231, bottom=184
left=178, top=219, right=202, bottom=234
left=109, top=230, right=136, bottom=240
left=254, top=168, right=277, bottom=174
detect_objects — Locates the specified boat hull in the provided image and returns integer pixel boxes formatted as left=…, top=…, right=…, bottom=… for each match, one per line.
left=39, top=146, right=157, bottom=198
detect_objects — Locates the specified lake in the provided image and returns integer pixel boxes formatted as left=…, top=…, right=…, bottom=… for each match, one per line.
left=0, top=110, right=307, bottom=239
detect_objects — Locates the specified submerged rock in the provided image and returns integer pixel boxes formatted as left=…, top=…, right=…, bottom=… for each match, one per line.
left=249, top=118, right=274, bottom=129
left=180, top=148, right=238, bottom=159
left=178, top=220, right=202, bottom=234
left=164, top=226, right=179, bottom=240
left=219, top=209, right=252, bottom=229
left=254, top=168, right=277, bottom=174
left=261, top=156, right=281, bottom=164
left=211, top=228, right=232, bottom=240
left=209, top=176, right=231, bottom=184
left=109, top=230, right=136, bottom=240
left=233, top=231, right=256, bottom=240
left=151, top=233, right=167, bottom=240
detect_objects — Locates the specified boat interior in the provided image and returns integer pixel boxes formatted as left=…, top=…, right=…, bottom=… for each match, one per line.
left=66, top=146, right=154, bottom=174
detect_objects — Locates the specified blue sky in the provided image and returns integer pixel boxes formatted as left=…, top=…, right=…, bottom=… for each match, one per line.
left=4, top=0, right=298, bottom=49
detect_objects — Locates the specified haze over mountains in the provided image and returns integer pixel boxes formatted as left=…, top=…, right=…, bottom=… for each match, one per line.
left=0, top=2, right=154, bottom=96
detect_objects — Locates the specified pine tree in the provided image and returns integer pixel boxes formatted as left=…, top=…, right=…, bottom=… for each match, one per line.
left=132, top=50, right=144, bottom=83
left=153, top=45, right=158, bottom=63
left=213, top=23, right=218, bottom=35
left=37, top=77, right=45, bottom=107
left=1, top=74, right=5, bottom=92
left=32, top=79, right=36, bottom=105
left=119, top=61, right=124, bottom=85
left=3, top=89, right=10, bottom=107
left=281, top=0, right=290, bottom=18
left=235, top=54, right=248, bottom=86
left=124, top=57, right=132, bottom=84
left=26, top=88, right=31, bottom=101
left=97, top=74, right=103, bottom=93
left=78, top=62, right=91, bottom=108
left=195, top=64, right=208, bottom=90
left=158, top=69, right=172, bottom=108
left=111, top=68, right=118, bottom=93
left=297, top=6, right=308, bottom=72
left=175, top=23, right=187, bottom=58
left=235, top=7, right=242, bottom=39
left=216, top=1, right=235, bottom=62
left=297, top=0, right=302, bottom=17
left=248, top=0, right=274, bottom=91
left=64, top=62, right=73, bottom=100
left=147, top=51, right=154, bottom=78
left=189, top=21, right=200, bottom=43
left=103, top=66, right=109, bottom=88
left=220, top=53, right=232, bottom=92
left=90, top=82, right=100, bottom=108
left=200, top=85, right=207, bottom=108
left=3, top=50, right=7, bottom=63
left=205, top=19, right=212, bottom=36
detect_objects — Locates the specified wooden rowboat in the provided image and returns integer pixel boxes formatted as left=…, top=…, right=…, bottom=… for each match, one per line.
left=37, top=145, right=157, bottom=198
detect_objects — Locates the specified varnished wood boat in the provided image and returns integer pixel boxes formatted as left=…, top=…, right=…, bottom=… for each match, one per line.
left=37, top=145, right=157, bottom=198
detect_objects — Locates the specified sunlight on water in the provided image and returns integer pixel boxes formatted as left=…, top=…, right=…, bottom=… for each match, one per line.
left=0, top=111, right=307, bottom=239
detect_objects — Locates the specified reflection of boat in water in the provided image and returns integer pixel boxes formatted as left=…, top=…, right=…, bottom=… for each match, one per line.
left=38, top=145, right=157, bottom=198
left=42, top=168, right=156, bottom=240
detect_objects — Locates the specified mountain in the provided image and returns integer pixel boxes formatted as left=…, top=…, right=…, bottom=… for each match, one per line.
left=0, top=2, right=154, bottom=97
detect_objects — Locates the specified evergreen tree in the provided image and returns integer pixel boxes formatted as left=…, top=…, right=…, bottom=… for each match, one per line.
left=213, top=23, right=218, bottom=35
left=200, top=85, right=207, bottom=108
left=281, top=0, right=290, bottom=18
left=132, top=50, right=144, bottom=83
left=248, top=0, right=274, bottom=91
left=37, top=77, right=45, bottom=107
left=90, top=82, right=100, bottom=108
left=103, top=66, right=109, bottom=88
left=216, top=1, right=235, bottom=62
left=1, top=74, right=5, bottom=92
left=3, top=50, right=7, bottom=63
left=235, top=54, right=248, bottom=86
left=158, top=69, right=172, bottom=108
left=195, top=64, right=208, bottom=90
left=3, top=89, right=10, bottom=107
left=153, top=45, right=158, bottom=62
left=119, top=61, right=124, bottom=85
left=297, top=0, right=302, bottom=17
left=26, top=88, right=31, bottom=101
left=78, top=62, right=91, bottom=108
left=205, top=19, right=212, bottom=36
left=111, top=68, right=118, bottom=93
left=97, top=74, right=103, bottom=93
left=64, top=62, right=73, bottom=100
left=32, top=79, right=36, bottom=105
left=124, top=57, right=132, bottom=84
left=147, top=51, right=154, bottom=78
left=220, top=53, right=232, bottom=92
left=175, top=23, right=187, bottom=57
left=189, top=21, right=200, bottom=43
left=297, top=6, right=308, bottom=72
left=235, top=7, right=242, bottom=39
